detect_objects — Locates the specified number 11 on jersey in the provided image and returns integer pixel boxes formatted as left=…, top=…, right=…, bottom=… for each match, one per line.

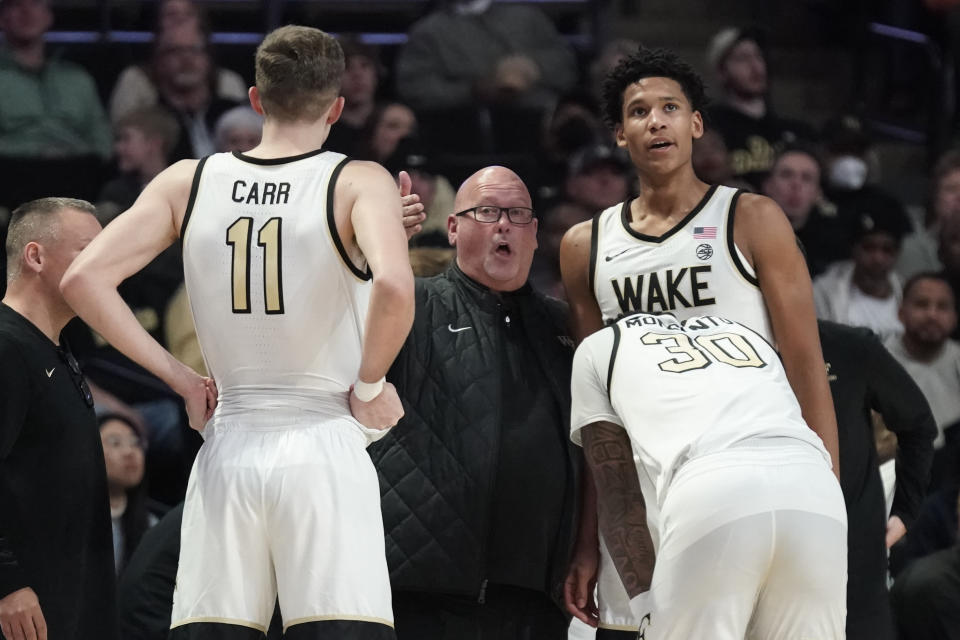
left=226, top=216, right=284, bottom=314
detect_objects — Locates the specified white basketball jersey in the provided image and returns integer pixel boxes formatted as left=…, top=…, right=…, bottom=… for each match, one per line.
left=571, top=312, right=828, bottom=506
left=591, top=185, right=773, bottom=342
left=181, top=150, right=370, bottom=417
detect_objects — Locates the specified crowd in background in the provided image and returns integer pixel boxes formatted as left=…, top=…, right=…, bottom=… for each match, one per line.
left=0, top=0, right=959, bottom=638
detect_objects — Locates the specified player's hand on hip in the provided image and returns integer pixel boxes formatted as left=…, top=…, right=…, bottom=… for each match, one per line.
left=178, top=369, right=217, bottom=432
left=0, top=587, right=47, bottom=640
left=886, top=515, right=907, bottom=548
left=564, top=543, right=600, bottom=627
left=350, top=382, right=404, bottom=431
left=398, top=170, right=425, bottom=240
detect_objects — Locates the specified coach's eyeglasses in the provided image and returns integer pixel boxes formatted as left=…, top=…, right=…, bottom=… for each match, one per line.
left=56, top=347, right=95, bottom=408
left=454, top=205, right=536, bottom=225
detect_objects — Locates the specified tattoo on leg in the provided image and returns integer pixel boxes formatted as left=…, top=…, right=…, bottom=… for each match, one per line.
left=583, top=421, right=654, bottom=598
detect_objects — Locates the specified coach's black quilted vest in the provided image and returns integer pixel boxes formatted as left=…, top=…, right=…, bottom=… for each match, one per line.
left=369, top=263, right=580, bottom=606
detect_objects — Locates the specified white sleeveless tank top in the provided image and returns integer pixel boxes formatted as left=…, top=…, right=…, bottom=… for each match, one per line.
left=590, top=185, right=773, bottom=342
left=181, top=150, right=370, bottom=418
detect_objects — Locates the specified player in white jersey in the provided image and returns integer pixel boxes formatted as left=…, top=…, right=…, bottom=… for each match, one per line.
left=558, top=47, right=840, bottom=637
left=572, top=312, right=847, bottom=640
left=62, top=26, right=414, bottom=639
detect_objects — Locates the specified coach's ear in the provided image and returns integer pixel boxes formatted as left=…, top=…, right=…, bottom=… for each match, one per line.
left=447, top=213, right=459, bottom=247
left=21, top=241, right=44, bottom=275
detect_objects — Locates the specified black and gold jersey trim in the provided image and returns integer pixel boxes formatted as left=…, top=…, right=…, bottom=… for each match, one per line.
left=232, top=148, right=327, bottom=165
left=179, top=155, right=209, bottom=251
left=620, top=184, right=718, bottom=243
left=588, top=210, right=602, bottom=298
left=607, top=323, right=622, bottom=403
left=725, top=189, right=760, bottom=288
left=326, top=157, right=372, bottom=281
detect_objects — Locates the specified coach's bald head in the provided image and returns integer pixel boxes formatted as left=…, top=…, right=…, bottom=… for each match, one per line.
left=448, top=166, right=538, bottom=292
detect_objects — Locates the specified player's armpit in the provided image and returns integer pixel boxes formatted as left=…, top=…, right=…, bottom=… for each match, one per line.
left=581, top=421, right=654, bottom=598
left=735, top=194, right=841, bottom=478
left=560, top=220, right=605, bottom=342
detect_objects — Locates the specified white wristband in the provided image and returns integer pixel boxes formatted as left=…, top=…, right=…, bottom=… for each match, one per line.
left=353, top=377, right=385, bottom=402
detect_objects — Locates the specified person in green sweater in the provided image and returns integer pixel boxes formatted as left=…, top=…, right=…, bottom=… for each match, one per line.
left=0, top=0, right=111, bottom=160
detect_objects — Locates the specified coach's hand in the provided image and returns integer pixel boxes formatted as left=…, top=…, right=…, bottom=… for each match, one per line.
left=0, top=587, right=47, bottom=640
left=564, top=543, right=600, bottom=627
left=350, top=382, right=404, bottom=431
left=398, top=170, right=425, bottom=241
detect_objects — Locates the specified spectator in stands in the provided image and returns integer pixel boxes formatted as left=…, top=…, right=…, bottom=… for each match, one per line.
left=691, top=127, right=754, bottom=191
left=885, top=274, right=960, bottom=489
left=528, top=199, right=591, bottom=299
left=98, top=107, right=180, bottom=223
left=110, top=21, right=242, bottom=159
left=587, top=39, right=639, bottom=102
left=395, top=0, right=577, bottom=111
left=536, top=90, right=609, bottom=202
left=357, top=101, right=417, bottom=163
left=0, top=0, right=112, bottom=160
left=213, top=105, right=262, bottom=153
left=891, top=491, right=960, bottom=640
left=563, top=144, right=632, bottom=213
left=156, top=0, right=199, bottom=34
left=821, top=114, right=912, bottom=235
left=763, top=144, right=851, bottom=275
left=705, top=26, right=816, bottom=189
left=814, top=204, right=910, bottom=340
left=943, top=213, right=960, bottom=339
left=899, top=150, right=960, bottom=279
left=110, top=4, right=246, bottom=125
left=98, top=409, right=154, bottom=575
left=326, top=39, right=382, bottom=155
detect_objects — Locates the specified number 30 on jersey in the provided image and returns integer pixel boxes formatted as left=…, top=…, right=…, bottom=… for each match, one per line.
left=226, top=217, right=284, bottom=314
left=641, top=331, right=767, bottom=373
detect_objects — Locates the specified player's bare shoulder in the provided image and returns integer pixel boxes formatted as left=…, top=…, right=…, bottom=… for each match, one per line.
left=336, top=160, right=396, bottom=197
left=560, top=218, right=594, bottom=268
left=732, top=191, right=795, bottom=265
left=333, top=160, right=398, bottom=218
left=121, top=158, right=201, bottom=237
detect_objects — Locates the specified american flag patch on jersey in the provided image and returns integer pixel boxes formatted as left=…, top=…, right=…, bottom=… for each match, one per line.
left=693, top=226, right=717, bottom=239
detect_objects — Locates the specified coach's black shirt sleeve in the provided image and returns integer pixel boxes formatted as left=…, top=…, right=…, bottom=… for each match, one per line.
left=862, top=331, right=937, bottom=528
left=0, top=337, right=31, bottom=597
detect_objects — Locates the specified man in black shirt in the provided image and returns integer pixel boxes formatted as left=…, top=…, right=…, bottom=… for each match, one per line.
left=0, top=197, right=117, bottom=640
left=705, top=27, right=817, bottom=190
left=369, top=166, right=578, bottom=640
left=819, top=320, right=936, bottom=640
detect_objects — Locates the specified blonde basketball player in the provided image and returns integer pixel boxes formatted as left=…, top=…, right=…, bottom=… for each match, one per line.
left=559, top=47, right=841, bottom=637
left=572, top=312, right=847, bottom=640
left=62, top=26, right=413, bottom=640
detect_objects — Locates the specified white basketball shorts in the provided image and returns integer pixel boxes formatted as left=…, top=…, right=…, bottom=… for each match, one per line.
left=598, top=440, right=848, bottom=640
left=170, top=415, right=393, bottom=634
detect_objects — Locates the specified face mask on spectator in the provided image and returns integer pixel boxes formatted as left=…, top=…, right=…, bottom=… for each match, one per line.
left=829, top=155, right=868, bottom=190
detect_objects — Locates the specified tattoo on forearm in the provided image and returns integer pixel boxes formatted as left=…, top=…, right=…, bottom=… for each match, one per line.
left=583, top=422, right=655, bottom=598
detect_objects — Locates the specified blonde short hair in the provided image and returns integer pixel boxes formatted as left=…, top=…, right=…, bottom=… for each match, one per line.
left=255, top=25, right=344, bottom=122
